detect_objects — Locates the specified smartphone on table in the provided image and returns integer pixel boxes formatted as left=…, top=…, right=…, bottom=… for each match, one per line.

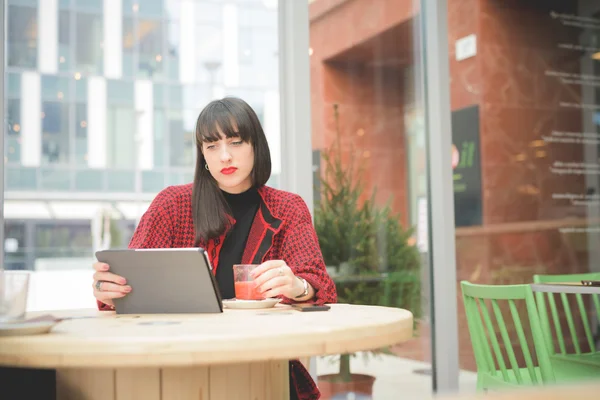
left=291, top=303, right=331, bottom=312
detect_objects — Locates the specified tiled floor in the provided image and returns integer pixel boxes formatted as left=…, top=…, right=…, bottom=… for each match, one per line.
left=316, top=352, right=478, bottom=399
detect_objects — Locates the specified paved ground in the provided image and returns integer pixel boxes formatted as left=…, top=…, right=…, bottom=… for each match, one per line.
left=316, top=352, right=477, bottom=399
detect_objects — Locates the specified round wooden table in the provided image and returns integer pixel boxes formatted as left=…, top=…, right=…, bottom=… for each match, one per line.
left=0, top=304, right=413, bottom=400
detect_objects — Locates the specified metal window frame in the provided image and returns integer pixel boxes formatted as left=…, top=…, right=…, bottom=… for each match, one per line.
left=277, top=0, right=312, bottom=214
left=421, top=0, right=459, bottom=393
left=1, top=0, right=6, bottom=273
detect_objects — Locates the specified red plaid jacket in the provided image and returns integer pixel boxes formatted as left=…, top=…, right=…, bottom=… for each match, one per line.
left=97, top=183, right=337, bottom=399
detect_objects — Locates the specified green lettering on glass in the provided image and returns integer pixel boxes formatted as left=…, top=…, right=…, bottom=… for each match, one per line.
left=458, top=141, right=476, bottom=168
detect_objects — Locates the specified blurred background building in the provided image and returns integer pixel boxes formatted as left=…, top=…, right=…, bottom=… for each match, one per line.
left=4, top=0, right=281, bottom=271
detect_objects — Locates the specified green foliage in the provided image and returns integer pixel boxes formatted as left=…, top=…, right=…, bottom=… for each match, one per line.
left=314, top=104, right=422, bottom=381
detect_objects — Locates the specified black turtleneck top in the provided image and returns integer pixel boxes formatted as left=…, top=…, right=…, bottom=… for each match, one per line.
left=215, top=187, right=261, bottom=299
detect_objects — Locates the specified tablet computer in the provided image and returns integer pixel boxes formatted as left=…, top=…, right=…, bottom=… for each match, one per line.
left=95, top=248, right=223, bottom=314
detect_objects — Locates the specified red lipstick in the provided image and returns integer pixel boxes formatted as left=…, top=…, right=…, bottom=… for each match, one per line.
left=221, top=167, right=237, bottom=175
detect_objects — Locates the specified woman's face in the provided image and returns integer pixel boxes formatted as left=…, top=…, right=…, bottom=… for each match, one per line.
left=201, top=127, right=254, bottom=194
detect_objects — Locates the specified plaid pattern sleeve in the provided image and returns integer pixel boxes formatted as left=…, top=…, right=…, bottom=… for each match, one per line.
left=277, top=194, right=337, bottom=305
left=128, top=186, right=177, bottom=249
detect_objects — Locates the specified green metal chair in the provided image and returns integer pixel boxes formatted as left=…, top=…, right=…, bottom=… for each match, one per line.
left=533, top=273, right=600, bottom=371
left=461, top=281, right=555, bottom=391
left=461, top=281, right=598, bottom=392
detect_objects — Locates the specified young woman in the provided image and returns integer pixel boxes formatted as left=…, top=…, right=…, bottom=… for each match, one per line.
left=92, top=97, right=337, bottom=400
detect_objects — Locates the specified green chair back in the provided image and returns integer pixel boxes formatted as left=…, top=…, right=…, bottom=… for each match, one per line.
left=461, top=281, right=555, bottom=388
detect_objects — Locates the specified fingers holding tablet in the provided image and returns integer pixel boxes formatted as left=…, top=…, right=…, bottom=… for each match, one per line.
left=92, top=261, right=132, bottom=305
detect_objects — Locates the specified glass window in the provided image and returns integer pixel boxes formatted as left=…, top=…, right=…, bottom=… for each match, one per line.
left=41, top=75, right=70, bottom=102
left=6, top=99, right=21, bottom=164
left=75, top=103, right=88, bottom=166
left=308, top=0, right=431, bottom=397
left=168, top=109, right=194, bottom=167
left=154, top=109, right=166, bottom=167
left=75, top=77, right=87, bottom=103
left=74, top=0, right=103, bottom=13
left=447, top=2, right=600, bottom=391
left=123, top=17, right=135, bottom=77
left=58, top=10, right=71, bottom=71
left=153, top=83, right=165, bottom=108
left=40, top=167, right=71, bottom=190
left=136, top=0, right=164, bottom=18
left=239, top=28, right=252, bottom=64
left=7, top=5, right=38, bottom=68
left=107, top=107, right=136, bottom=169
left=6, top=73, right=21, bottom=99
left=107, top=80, right=134, bottom=105
left=9, top=0, right=38, bottom=6
left=195, top=26, right=223, bottom=71
left=75, top=12, right=103, bottom=74
left=195, top=2, right=222, bottom=24
left=165, top=0, right=180, bottom=20
left=166, top=21, right=180, bottom=81
left=4, top=222, right=27, bottom=270
left=137, top=20, right=165, bottom=79
left=239, top=30, right=278, bottom=88
left=41, top=102, right=70, bottom=165
left=3, top=0, right=281, bottom=314
left=239, top=7, right=276, bottom=29
left=35, top=223, right=93, bottom=258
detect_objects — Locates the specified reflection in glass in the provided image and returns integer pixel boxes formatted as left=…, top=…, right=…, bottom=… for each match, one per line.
left=58, top=10, right=71, bottom=71
left=75, top=170, right=103, bottom=191
left=76, top=12, right=103, bottom=74
left=41, top=75, right=70, bottom=102
left=138, top=19, right=164, bottom=78
left=308, top=0, right=431, bottom=397
left=42, top=102, right=70, bottom=165
left=6, top=99, right=21, bottom=164
left=3, top=0, right=281, bottom=313
left=135, top=0, right=163, bottom=18
left=142, top=171, right=165, bottom=193
left=107, top=170, right=135, bottom=192
left=196, top=2, right=222, bottom=23
left=40, top=167, right=71, bottom=190
left=6, top=167, right=37, bottom=191
left=168, top=109, right=185, bottom=167
left=4, top=222, right=27, bottom=271
left=123, top=17, right=135, bottom=77
left=6, top=73, right=21, bottom=99
left=107, top=80, right=134, bottom=105
left=196, top=26, right=223, bottom=79
left=166, top=21, right=180, bottom=81
left=154, top=109, right=166, bottom=167
left=75, top=103, right=88, bottom=165
left=7, top=5, right=38, bottom=68
left=74, top=0, right=102, bottom=13
left=107, top=107, right=135, bottom=169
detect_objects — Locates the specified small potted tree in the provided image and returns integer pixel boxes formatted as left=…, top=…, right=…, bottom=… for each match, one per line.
left=315, top=104, right=421, bottom=398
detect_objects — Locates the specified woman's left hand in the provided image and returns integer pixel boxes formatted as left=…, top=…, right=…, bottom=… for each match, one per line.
left=251, top=260, right=303, bottom=299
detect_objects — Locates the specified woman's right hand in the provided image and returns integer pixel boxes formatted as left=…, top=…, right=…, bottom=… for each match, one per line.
left=92, top=262, right=132, bottom=307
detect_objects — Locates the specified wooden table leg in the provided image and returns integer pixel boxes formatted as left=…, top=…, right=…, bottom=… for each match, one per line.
left=56, top=361, right=290, bottom=400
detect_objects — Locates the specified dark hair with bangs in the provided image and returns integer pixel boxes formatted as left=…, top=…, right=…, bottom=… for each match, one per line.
left=192, top=97, right=271, bottom=243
